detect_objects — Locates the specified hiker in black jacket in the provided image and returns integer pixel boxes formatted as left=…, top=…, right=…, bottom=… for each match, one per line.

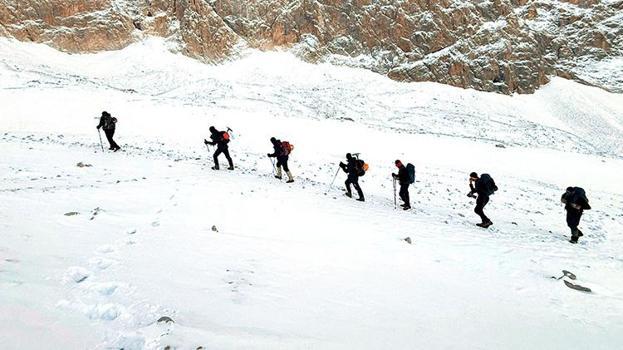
left=96, top=111, right=120, bottom=151
left=267, top=137, right=294, bottom=183
left=561, top=187, right=591, bottom=243
left=339, top=153, right=364, bottom=202
left=468, top=172, right=494, bottom=228
left=392, top=160, right=411, bottom=210
left=204, top=126, right=234, bottom=170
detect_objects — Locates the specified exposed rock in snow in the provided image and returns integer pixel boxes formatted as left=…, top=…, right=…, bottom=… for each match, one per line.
left=1, top=0, right=621, bottom=93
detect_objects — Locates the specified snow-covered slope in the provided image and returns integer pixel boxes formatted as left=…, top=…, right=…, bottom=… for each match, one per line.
left=1, top=38, right=623, bottom=349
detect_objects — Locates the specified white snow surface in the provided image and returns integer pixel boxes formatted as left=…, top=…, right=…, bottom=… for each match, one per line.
left=1, top=38, right=623, bottom=349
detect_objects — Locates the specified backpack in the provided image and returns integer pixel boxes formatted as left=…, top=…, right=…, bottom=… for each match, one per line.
left=356, top=159, right=368, bottom=176
left=221, top=131, right=230, bottom=143
left=570, top=187, right=591, bottom=210
left=406, top=163, right=416, bottom=184
left=480, top=173, right=498, bottom=195
left=281, top=141, right=294, bottom=156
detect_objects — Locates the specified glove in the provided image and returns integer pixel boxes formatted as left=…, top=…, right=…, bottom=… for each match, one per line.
left=267, top=153, right=271, bottom=157
left=392, top=173, right=397, bottom=179
left=96, top=126, right=100, bottom=130
left=339, top=162, right=345, bottom=166
left=204, top=139, right=208, bottom=145
left=467, top=192, right=476, bottom=198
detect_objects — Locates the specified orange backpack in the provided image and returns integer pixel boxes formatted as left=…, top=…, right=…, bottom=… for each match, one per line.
left=282, top=141, right=294, bottom=155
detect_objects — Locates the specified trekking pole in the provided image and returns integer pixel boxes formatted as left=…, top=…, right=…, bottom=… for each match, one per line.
left=328, top=165, right=340, bottom=191
left=393, top=177, right=397, bottom=209
left=97, top=129, right=104, bottom=152
left=269, top=156, right=276, bottom=176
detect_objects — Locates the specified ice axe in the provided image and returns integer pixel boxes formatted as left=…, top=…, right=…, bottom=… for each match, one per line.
left=226, top=127, right=234, bottom=139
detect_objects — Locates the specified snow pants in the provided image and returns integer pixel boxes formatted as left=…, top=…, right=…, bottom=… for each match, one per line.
left=104, top=129, right=119, bottom=150
left=474, top=195, right=490, bottom=223
left=345, top=174, right=364, bottom=200
left=213, top=145, right=233, bottom=169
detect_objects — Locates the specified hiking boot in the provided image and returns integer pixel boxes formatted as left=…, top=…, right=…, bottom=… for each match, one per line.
left=113, top=147, right=121, bottom=152
left=227, top=166, right=234, bottom=170
left=483, top=221, right=493, bottom=228
left=211, top=166, right=220, bottom=170
left=345, top=192, right=352, bottom=198
left=403, top=205, right=411, bottom=210
left=356, top=197, right=365, bottom=202
left=476, top=223, right=487, bottom=228
left=286, top=179, right=294, bottom=183
left=274, top=175, right=282, bottom=180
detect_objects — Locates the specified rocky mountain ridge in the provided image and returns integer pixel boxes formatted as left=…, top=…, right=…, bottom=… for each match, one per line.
left=1, top=0, right=621, bottom=94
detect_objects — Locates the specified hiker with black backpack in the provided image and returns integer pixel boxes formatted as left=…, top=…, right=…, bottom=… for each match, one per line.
left=392, top=160, right=414, bottom=210
left=267, top=137, right=294, bottom=183
left=96, top=111, right=120, bottom=152
left=339, top=153, right=365, bottom=202
left=561, top=187, right=591, bottom=243
left=468, top=172, right=497, bottom=228
left=204, top=126, right=234, bottom=170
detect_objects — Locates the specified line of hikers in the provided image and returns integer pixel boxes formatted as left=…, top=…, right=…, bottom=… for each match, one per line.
left=96, top=111, right=591, bottom=244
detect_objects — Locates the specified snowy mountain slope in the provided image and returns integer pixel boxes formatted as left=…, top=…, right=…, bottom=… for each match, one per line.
left=2, top=38, right=622, bottom=157
left=1, top=38, right=623, bottom=349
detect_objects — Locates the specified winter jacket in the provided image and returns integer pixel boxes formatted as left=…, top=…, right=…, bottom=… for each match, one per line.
left=97, top=115, right=117, bottom=130
left=340, top=158, right=358, bottom=175
left=395, top=166, right=410, bottom=185
left=268, top=140, right=285, bottom=158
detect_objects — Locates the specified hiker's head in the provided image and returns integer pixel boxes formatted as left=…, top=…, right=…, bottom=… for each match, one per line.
left=395, top=160, right=403, bottom=168
left=209, top=126, right=217, bottom=133
left=469, top=172, right=478, bottom=180
left=566, top=186, right=574, bottom=193
left=346, top=153, right=353, bottom=160
left=102, top=111, right=110, bottom=117
left=270, top=137, right=277, bottom=144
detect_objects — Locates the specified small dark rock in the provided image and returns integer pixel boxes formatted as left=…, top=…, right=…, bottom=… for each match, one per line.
left=157, top=316, right=175, bottom=324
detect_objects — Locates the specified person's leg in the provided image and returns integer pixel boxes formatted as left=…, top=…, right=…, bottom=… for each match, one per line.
left=282, top=157, right=293, bottom=182
left=104, top=129, right=115, bottom=149
left=275, top=157, right=283, bottom=178
left=108, top=129, right=120, bottom=149
left=223, top=147, right=234, bottom=169
left=212, top=148, right=222, bottom=169
left=344, top=178, right=352, bottom=197
left=567, top=210, right=582, bottom=242
left=400, top=184, right=410, bottom=208
left=352, top=177, right=364, bottom=201
left=474, top=195, right=490, bottom=223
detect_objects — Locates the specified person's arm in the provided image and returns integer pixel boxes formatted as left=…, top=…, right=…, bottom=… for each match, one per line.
left=340, top=162, right=348, bottom=173
left=96, top=116, right=104, bottom=129
left=267, top=145, right=279, bottom=157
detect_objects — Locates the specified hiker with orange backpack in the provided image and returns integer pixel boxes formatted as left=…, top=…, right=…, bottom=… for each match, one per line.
left=267, top=137, right=294, bottom=183
left=204, top=126, right=234, bottom=170
left=339, top=153, right=365, bottom=202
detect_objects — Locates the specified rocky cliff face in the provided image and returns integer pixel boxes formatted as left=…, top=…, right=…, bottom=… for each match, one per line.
left=1, top=0, right=621, bottom=94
